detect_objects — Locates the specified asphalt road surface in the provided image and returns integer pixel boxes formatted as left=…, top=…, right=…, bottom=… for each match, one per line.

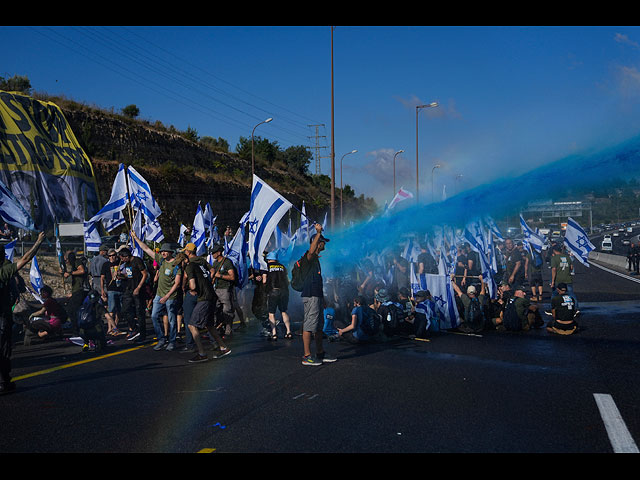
left=2, top=259, right=639, bottom=453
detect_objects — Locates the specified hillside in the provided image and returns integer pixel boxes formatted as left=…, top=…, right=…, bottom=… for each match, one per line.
left=53, top=96, right=377, bottom=241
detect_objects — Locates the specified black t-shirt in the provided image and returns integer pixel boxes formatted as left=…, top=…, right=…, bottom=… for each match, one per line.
left=118, top=257, right=145, bottom=294
left=504, top=248, right=523, bottom=277
left=417, top=251, right=437, bottom=274
left=101, top=260, right=123, bottom=292
left=301, top=254, right=323, bottom=298
left=266, top=261, right=289, bottom=292
left=185, top=256, right=215, bottom=303
left=455, top=254, right=467, bottom=276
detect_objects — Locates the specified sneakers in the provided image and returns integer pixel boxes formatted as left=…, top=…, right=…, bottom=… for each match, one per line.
left=317, top=352, right=337, bottom=363
left=301, top=355, right=322, bottom=366
left=212, top=347, right=231, bottom=359
left=165, top=342, right=176, bottom=351
left=153, top=339, right=167, bottom=351
left=127, top=331, right=141, bottom=341
left=188, top=353, right=209, bottom=363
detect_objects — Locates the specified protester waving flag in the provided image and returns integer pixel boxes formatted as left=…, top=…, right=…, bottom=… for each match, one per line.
left=0, top=178, right=35, bottom=231
left=564, top=217, right=596, bottom=267
left=224, top=212, right=249, bottom=289
left=247, top=175, right=292, bottom=271
left=127, top=165, right=162, bottom=222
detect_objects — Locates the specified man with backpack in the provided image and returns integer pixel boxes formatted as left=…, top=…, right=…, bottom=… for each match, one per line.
left=210, top=244, right=237, bottom=338
left=502, top=287, right=543, bottom=332
left=291, top=223, right=337, bottom=366
left=451, top=274, right=486, bottom=334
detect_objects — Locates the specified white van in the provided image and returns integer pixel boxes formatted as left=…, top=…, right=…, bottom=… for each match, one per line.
left=601, top=238, right=613, bottom=252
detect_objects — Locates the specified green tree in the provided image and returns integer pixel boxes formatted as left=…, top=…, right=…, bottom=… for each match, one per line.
left=200, top=135, right=229, bottom=152
left=121, top=104, right=140, bottom=119
left=280, top=145, right=312, bottom=175
left=0, top=74, right=32, bottom=94
left=183, top=126, right=199, bottom=143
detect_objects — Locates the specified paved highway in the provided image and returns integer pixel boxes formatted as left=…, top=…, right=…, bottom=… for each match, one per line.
left=1, top=258, right=639, bottom=453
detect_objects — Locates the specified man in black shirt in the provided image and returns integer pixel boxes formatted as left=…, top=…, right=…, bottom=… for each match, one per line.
left=265, top=251, right=292, bottom=339
left=116, top=248, right=148, bottom=342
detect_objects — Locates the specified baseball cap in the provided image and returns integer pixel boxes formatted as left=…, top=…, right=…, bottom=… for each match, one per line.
left=310, top=232, right=330, bottom=244
left=467, top=285, right=477, bottom=295
left=181, top=242, right=197, bottom=253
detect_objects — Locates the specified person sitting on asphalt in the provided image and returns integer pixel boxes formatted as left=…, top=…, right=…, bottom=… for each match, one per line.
left=337, top=295, right=378, bottom=344
left=25, top=285, right=67, bottom=340
left=546, top=282, right=579, bottom=335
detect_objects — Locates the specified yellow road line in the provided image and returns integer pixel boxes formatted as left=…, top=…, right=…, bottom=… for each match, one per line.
left=198, top=448, right=217, bottom=453
left=13, top=342, right=156, bottom=382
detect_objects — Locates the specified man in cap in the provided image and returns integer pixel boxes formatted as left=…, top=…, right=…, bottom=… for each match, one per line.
left=299, top=223, right=336, bottom=366
left=100, top=247, right=122, bottom=336
left=181, top=242, right=230, bottom=362
left=210, top=243, right=238, bottom=338
left=116, top=246, right=148, bottom=342
left=132, top=234, right=182, bottom=351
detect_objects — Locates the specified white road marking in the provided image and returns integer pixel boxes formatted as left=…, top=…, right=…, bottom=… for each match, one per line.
left=593, top=393, right=639, bottom=453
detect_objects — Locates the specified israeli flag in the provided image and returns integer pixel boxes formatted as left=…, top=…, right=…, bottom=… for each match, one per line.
left=409, top=265, right=459, bottom=330
left=402, top=235, right=422, bottom=264
left=178, top=224, right=187, bottom=247
left=89, top=163, right=129, bottom=224
left=83, top=221, right=103, bottom=252
left=248, top=175, right=293, bottom=271
left=224, top=213, right=249, bottom=288
left=519, top=215, right=545, bottom=254
left=299, top=201, right=309, bottom=244
left=484, top=216, right=504, bottom=241
left=102, top=209, right=126, bottom=233
left=464, top=221, right=498, bottom=299
left=4, top=239, right=16, bottom=261
left=387, top=187, right=413, bottom=210
left=191, top=203, right=207, bottom=256
left=564, top=217, right=595, bottom=267
left=30, top=255, right=44, bottom=295
left=145, top=218, right=164, bottom=243
left=0, top=178, right=35, bottom=231
left=127, top=165, right=162, bottom=222
left=130, top=210, right=145, bottom=258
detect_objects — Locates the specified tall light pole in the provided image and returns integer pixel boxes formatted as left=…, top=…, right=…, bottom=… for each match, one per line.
left=431, top=164, right=441, bottom=203
left=340, top=149, right=357, bottom=225
left=415, top=102, right=438, bottom=203
left=393, top=149, right=404, bottom=196
left=330, top=26, right=336, bottom=230
left=251, top=117, right=273, bottom=176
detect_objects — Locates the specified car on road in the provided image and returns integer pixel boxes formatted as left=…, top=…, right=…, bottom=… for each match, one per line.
left=601, top=238, right=613, bottom=252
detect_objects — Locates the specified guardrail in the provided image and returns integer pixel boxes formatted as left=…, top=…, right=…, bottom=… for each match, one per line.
left=589, top=251, right=631, bottom=270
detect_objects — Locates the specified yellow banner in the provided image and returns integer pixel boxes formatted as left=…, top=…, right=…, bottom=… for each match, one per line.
left=0, top=90, right=100, bottom=228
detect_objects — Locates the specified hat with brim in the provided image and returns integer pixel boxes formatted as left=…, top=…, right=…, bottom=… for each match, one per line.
left=159, top=243, right=174, bottom=253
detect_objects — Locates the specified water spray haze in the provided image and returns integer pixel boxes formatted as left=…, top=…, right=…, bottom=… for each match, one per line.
left=319, top=133, right=640, bottom=278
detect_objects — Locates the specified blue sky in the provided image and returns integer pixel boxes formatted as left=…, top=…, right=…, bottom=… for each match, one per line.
left=3, top=25, right=640, bottom=207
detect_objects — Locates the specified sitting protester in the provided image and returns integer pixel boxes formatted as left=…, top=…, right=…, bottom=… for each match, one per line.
left=26, top=285, right=67, bottom=339
left=502, top=287, right=543, bottom=331
left=338, top=295, right=379, bottom=344
left=546, top=282, right=579, bottom=335
left=451, top=274, right=486, bottom=334
left=412, top=290, right=438, bottom=339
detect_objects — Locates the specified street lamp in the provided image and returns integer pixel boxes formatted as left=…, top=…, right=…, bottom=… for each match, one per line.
left=251, top=117, right=273, bottom=176
left=393, top=149, right=404, bottom=196
left=415, top=102, right=439, bottom=203
left=432, top=164, right=441, bottom=202
left=340, top=149, right=357, bottom=225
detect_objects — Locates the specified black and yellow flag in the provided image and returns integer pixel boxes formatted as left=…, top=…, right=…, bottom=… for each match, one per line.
left=0, top=90, right=100, bottom=230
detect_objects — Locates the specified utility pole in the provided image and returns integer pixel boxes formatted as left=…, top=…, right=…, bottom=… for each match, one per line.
left=308, top=124, right=328, bottom=175
left=330, top=26, right=336, bottom=230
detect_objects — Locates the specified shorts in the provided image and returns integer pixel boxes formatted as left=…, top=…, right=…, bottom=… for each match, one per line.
left=190, top=300, right=214, bottom=329
left=529, top=271, right=543, bottom=287
left=107, top=291, right=122, bottom=313
left=267, top=289, right=289, bottom=314
left=302, top=296, right=323, bottom=333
